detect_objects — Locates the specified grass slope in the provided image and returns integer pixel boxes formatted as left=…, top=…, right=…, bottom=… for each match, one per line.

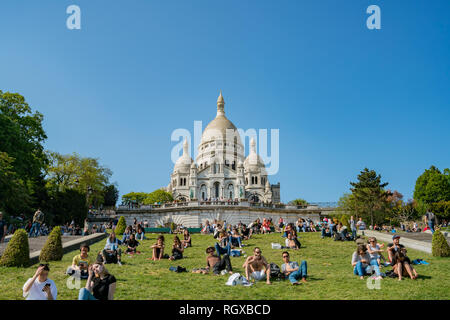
left=0, top=232, right=449, bottom=300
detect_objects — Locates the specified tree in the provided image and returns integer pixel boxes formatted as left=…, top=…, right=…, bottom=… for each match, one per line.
left=103, top=184, right=119, bottom=207
left=46, top=189, right=88, bottom=226
left=0, top=229, right=30, bottom=267
left=115, top=216, right=126, bottom=235
left=39, top=226, right=63, bottom=262
left=0, top=91, right=48, bottom=216
left=46, top=152, right=113, bottom=207
left=432, top=230, right=450, bottom=257
left=350, top=168, right=391, bottom=227
left=143, top=189, right=174, bottom=205
left=414, top=166, right=450, bottom=204
left=122, top=192, right=148, bottom=205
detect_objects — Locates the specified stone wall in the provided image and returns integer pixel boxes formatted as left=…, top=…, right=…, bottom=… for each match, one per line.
left=116, top=205, right=326, bottom=228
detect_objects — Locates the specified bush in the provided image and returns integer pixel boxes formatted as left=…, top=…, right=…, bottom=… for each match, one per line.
left=0, top=229, right=30, bottom=267
left=39, top=226, right=63, bottom=262
left=432, top=229, right=450, bottom=257
left=115, top=216, right=126, bottom=235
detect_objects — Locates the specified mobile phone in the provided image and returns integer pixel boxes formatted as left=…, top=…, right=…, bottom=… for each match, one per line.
left=42, top=283, right=50, bottom=291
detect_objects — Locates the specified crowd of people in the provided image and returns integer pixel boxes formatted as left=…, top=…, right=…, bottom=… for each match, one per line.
left=16, top=212, right=435, bottom=300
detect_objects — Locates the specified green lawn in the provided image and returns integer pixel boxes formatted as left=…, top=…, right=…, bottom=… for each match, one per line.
left=0, top=232, right=449, bottom=300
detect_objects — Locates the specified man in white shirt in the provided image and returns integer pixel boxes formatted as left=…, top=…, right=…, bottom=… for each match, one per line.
left=23, top=264, right=57, bottom=300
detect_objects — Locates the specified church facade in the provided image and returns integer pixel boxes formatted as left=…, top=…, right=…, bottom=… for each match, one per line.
left=166, top=92, right=280, bottom=203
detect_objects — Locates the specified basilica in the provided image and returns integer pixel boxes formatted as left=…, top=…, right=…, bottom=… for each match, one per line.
left=166, top=92, right=280, bottom=203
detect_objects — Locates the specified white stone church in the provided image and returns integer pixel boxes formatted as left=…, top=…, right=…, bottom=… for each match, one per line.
left=166, top=92, right=280, bottom=203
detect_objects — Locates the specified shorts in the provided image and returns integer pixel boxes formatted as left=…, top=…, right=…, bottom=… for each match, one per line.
left=251, top=270, right=266, bottom=281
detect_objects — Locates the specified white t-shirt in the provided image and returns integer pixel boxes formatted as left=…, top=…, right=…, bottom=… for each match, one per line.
left=23, top=278, right=57, bottom=300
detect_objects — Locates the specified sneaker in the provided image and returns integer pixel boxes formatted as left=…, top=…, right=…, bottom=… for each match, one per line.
left=117, top=261, right=123, bottom=266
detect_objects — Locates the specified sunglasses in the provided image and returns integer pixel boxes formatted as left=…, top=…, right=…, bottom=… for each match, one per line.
left=283, top=255, right=289, bottom=258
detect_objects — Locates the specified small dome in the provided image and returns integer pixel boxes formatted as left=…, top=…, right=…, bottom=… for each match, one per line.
left=174, top=139, right=193, bottom=173
left=190, top=162, right=197, bottom=169
left=244, top=138, right=266, bottom=173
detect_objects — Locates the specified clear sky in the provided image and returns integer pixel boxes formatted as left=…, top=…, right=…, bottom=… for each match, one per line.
left=1, top=0, right=449, bottom=203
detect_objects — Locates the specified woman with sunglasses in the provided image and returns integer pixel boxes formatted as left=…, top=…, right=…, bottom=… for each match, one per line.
left=78, top=257, right=116, bottom=300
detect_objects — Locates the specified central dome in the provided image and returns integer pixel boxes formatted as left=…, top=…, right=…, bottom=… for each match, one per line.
left=200, top=91, right=241, bottom=144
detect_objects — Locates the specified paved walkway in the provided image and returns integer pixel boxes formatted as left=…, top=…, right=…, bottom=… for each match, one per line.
left=0, top=235, right=84, bottom=256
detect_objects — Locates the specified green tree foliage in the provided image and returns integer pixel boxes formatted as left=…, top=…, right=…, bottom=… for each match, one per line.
left=121, top=192, right=148, bottom=205
left=290, top=198, right=308, bottom=206
left=428, top=201, right=450, bottom=220
left=46, top=152, right=113, bottom=207
left=414, top=166, right=450, bottom=204
left=39, top=226, right=63, bottom=262
left=431, top=229, right=450, bottom=257
left=47, top=189, right=88, bottom=226
left=350, top=168, right=391, bottom=226
left=103, top=184, right=119, bottom=207
left=115, top=216, right=126, bottom=235
left=0, top=229, right=30, bottom=267
left=0, top=91, right=48, bottom=216
left=143, top=189, right=174, bottom=205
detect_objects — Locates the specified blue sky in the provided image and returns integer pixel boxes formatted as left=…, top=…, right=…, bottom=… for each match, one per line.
left=1, top=0, right=449, bottom=203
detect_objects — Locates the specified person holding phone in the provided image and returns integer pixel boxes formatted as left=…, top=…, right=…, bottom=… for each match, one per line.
left=23, top=264, right=57, bottom=300
left=78, top=257, right=116, bottom=300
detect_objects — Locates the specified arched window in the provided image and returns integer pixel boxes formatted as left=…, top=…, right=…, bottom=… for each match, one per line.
left=245, top=178, right=248, bottom=185
left=255, top=177, right=258, bottom=185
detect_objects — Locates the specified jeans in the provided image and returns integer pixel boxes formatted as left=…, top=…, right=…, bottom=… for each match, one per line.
left=351, top=229, right=357, bottom=240
left=29, top=223, right=41, bottom=237
left=428, top=222, right=435, bottom=234
left=321, top=229, right=331, bottom=238
left=230, top=236, right=242, bottom=247
left=78, top=288, right=97, bottom=300
left=353, top=261, right=372, bottom=277
left=215, top=241, right=231, bottom=257
left=369, top=259, right=381, bottom=276
left=213, top=254, right=233, bottom=274
left=288, top=261, right=308, bottom=283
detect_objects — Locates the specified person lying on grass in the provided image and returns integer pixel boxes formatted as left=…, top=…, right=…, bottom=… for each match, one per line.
left=150, top=235, right=165, bottom=260
left=351, top=244, right=379, bottom=280
left=169, top=236, right=184, bottom=260
left=243, top=247, right=271, bottom=285
left=78, top=257, right=116, bottom=300
left=182, top=228, right=191, bottom=248
left=201, top=246, right=233, bottom=275
left=66, top=243, right=93, bottom=279
left=281, top=251, right=307, bottom=285
left=391, top=247, right=418, bottom=281
left=23, top=264, right=57, bottom=300
left=125, top=233, right=140, bottom=254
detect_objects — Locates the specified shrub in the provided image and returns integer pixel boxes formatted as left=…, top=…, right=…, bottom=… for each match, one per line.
left=39, top=226, right=63, bottom=262
left=432, top=229, right=450, bottom=257
left=115, top=216, right=126, bottom=235
left=0, top=229, right=30, bottom=267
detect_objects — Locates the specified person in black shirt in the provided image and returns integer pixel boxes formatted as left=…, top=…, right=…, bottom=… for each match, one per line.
left=169, top=236, right=184, bottom=260
left=78, top=257, right=116, bottom=300
left=125, top=233, right=140, bottom=254
left=387, top=235, right=418, bottom=281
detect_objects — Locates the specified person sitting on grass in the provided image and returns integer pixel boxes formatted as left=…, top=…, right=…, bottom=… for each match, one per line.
left=205, top=246, right=233, bottom=275
left=284, top=232, right=300, bottom=249
left=391, top=247, right=418, bottom=281
left=23, top=264, right=57, bottom=300
left=215, top=231, right=231, bottom=257
left=242, top=247, right=271, bottom=285
left=241, top=224, right=252, bottom=240
left=230, top=227, right=243, bottom=248
left=366, top=237, right=387, bottom=268
left=78, top=257, right=116, bottom=300
left=151, top=235, right=165, bottom=260
left=201, top=220, right=213, bottom=234
left=213, top=223, right=224, bottom=239
left=351, top=244, right=373, bottom=280
left=102, top=232, right=123, bottom=266
left=281, top=251, right=307, bottom=285
left=181, top=228, right=192, bottom=248
left=169, top=236, right=184, bottom=260
left=66, top=243, right=93, bottom=279
left=321, top=224, right=332, bottom=239
left=121, top=225, right=133, bottom=245
left=261, top=218, right=271, bottom=234
left=125, top=233, right=140, bottom=254
left=135, top=225, right=146, bottom=240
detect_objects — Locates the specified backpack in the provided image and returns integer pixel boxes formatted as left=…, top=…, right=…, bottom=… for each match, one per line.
left=269, top=263, right=283, bottom=279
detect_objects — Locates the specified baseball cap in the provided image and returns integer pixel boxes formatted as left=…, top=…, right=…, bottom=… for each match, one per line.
left=392, top=235, right=401, bottom=240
